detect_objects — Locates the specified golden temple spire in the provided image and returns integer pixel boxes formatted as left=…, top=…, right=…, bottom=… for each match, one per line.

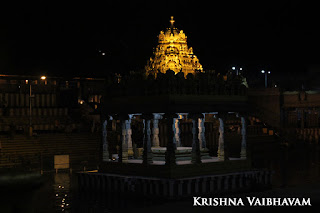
left=145, top=16, right=203, bottom=77
left=170, top=16, right=175, bottom=27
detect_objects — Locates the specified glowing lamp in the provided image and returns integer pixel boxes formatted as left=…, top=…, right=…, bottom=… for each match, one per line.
left=261, top=70, right=265, bottom=73
left=40, top=76, right=46, bottom=80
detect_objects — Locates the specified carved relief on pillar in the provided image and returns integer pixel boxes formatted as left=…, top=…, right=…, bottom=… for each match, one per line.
left=152, top=113, right=162, bottom=147
left=173, top=115, right=181, bottom=148
left=198, top=113, right=207, bottom=150
left=126, top=114, right=133, bottom=158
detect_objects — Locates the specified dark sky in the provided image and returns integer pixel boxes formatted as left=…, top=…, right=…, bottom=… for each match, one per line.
left=1, top=1, right=320, bottom=81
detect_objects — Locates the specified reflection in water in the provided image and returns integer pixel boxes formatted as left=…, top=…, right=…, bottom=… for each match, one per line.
left=71, top=144, right=320, bottom=211
left=53, top=173, right=71, bottom=212
left=259, top=144, right=320, bottom=188
left=72, top=190, right=167, bottom=212
left=0, top=143, right=319, bottom=212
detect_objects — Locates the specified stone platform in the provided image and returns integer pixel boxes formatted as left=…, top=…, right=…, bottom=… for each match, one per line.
left=78, top=169, right=272, bottom=199
left=128, top=156, right=242, bottom=165
left=100, top=158, right=251, bottom=179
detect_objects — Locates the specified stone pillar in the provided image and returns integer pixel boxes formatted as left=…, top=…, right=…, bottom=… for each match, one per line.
left=121, top=121, right=128, bottom=163
left=164, top=113, right=177, bottom=166
left=177, top=180, right=183, bottom=196
left=209, top=177, right=215, bottom=193
left=218, top=114, right=228, bottom=161
left=26, top=94, right=30, bottom=107
left=173, top=116, right=181, bottom=148
left=46, top=94, right=51, bottom=107
left=35, top=94, right=40, bottom=107
left=126, top=115, right=133, bottom=158
left=41, top=94, right=45, bottom=107
left=142, top=114, right=153, bottom=164
left=10, top=93, right=14, bottom=106
left=119, top=114, right=129, bottom=163
left=51, top=94, right=56, bottom=106
left=202, top=177, right=208, bottom=193
left=198, top=114, right=206, bottom=149
left=186, top=179, right=192, bottom=195
left=240, top=116, right=247, bottom=159
left=102, top=120, right=109, bottom=162
left=315, top=129, right=319, bottom=144
left=15, top=93, right=19, bottom=107
left=152, top=113, right=161, bottom=147
left=301, top=109, right=305, bottom=129
left=190, top=113, right=203, bottom=164
left=20, top=94, right=25, bottom=107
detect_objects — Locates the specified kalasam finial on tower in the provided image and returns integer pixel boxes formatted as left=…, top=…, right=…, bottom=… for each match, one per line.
left=170, top=16, right=175, bottom=27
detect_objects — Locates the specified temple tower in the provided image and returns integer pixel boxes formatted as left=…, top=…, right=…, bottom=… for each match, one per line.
left=145, top=16, right=203, bottom=77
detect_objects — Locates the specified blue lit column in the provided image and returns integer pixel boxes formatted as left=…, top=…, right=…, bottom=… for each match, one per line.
left=152, top=113, right=162, bottom=147
left=198, top=113, right=206, bottom=149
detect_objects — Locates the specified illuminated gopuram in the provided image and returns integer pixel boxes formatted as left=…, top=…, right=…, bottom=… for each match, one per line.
left=78, top=17, right=272, bottom=198
left=145, top=17, right=203, bottom=77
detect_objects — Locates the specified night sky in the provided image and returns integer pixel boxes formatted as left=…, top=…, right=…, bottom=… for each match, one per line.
left=1, top=1, right=320, bottom=86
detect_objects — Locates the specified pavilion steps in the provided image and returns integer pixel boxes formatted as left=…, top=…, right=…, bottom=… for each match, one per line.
left=151, top=149, right=211, bottom=161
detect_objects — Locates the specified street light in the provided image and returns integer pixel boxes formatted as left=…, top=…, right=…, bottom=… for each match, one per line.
left=28, top=76, right=47, bottom=136
left=261, top=70, right=271, bottom=88
left=232, top=66, right=242, bottom=75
